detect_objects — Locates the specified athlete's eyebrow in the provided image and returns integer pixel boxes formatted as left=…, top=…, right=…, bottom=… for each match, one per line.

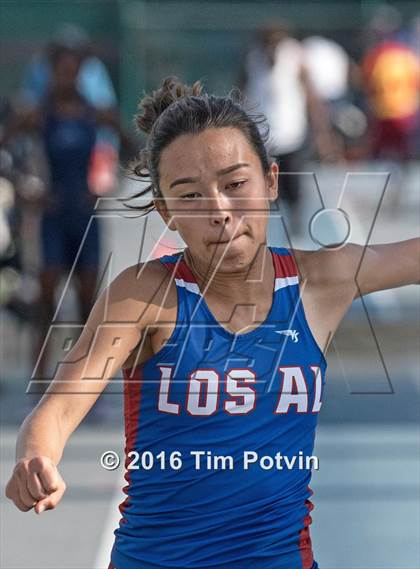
left=168, top=162, right=250, bottom=189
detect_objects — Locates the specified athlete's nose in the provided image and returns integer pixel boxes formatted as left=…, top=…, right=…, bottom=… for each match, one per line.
left=210, top=212, right=231, bottom=226
left=208, top=193, right=232, bottom=226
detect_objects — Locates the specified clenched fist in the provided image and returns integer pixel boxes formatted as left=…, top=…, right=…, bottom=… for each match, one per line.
left=5, top=456, right=66, bottom=514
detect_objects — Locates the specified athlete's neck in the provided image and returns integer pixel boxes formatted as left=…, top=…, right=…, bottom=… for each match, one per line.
left=183, top=245, right=274, bottom=302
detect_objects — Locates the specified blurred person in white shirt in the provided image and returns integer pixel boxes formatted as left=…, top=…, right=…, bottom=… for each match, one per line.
left=303, top=35, right=368, bottom=160
left=242, top=23, right=340, bottom=237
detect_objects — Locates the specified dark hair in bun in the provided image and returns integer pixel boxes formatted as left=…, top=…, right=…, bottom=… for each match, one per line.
left=123, top=76, right=271, bottom=214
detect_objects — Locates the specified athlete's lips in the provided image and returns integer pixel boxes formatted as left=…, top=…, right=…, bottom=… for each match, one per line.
left=209, top=233, right=245, bottom=245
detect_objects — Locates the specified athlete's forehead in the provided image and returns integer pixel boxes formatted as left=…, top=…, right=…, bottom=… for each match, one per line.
left=159, top=127, right=262, bottom=191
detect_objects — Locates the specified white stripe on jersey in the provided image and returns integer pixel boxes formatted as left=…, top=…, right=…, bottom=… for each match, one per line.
left=274, top=275, right=299, bottom=290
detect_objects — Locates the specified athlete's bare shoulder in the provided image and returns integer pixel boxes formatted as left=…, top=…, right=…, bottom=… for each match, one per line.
left=291, top=243, right=360, bottom=294
left=288, top=244, right=361, bottom=349
left=106, top=258, right=175, bottom=329
left=107, top=258, right=177, bottom=370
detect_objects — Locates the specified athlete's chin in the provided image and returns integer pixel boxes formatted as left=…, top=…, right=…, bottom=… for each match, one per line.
left=206, top=234, right=253, bottom=265
left=207, top=233, right=247, bottom=251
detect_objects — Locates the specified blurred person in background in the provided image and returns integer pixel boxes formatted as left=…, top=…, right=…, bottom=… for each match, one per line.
left=361, top=4, right=420, bottom=161
left=0, top=97, right=41, bottom=329
left=241, top=23, right=341, bottom=237
left=407, top=14, right=420, bottom=57
left=407, top=15, right=420, bottom=156
left=1, top=45, right=135, bottom=382
left=19, top=23, right=116, bottom=111
left=0, top=103, right=22, bottom=328
left=19, top=23, right=119, bottom=196
left=302, top=35, right=369, bottom=160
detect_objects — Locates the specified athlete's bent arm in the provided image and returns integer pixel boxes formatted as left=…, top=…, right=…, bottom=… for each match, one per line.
left=5, top=263, right=159, bottom=514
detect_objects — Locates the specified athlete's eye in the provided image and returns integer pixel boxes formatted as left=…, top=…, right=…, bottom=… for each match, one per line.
left=180, top=193, right=199, bottom=200
left=227, top=180, right=246, bottom=190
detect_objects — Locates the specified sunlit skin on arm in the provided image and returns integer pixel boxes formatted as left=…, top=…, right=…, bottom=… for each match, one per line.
left=5, top=261, right=170, bottom=513
left=290, top=238, right=419, bottom=355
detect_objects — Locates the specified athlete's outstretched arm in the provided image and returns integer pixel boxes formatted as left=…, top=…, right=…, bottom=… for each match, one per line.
left=350, top=238, right=420, bottom=297
left=290, top=238, right=419, bottom=357
left=309, top=238, right=420, bottom=300
left=5, top=262, right=165, bottom=514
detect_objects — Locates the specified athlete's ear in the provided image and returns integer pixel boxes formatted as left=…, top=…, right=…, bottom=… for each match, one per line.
left=266, top=161, right=278, bottom=202
left=154, top=196, right=177, bottom=231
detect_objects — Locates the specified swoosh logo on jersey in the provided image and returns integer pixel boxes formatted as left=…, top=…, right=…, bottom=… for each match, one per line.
left=275, top=329, right=300, bottom=343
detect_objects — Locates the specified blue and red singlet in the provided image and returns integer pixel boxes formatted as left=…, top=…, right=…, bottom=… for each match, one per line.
left=109, top=246, right=327, bottom=569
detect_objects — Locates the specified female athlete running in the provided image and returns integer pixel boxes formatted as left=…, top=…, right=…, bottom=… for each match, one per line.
left=5, top=77, right=419, bottom=569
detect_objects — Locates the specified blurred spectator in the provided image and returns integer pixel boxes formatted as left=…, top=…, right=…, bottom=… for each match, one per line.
left=303, top=35, right=368, bottom=159
left=1, top=45, right=135, bottom=380
left=363, top=4, right=402, bottom=48
left=303, top=36, right=351, bottom=104
left=19, top=23, right=116, bottom=111
left=408, top=15, right=420, bottom=57
left=407, top=15, right=420, bottom=156
left=241, top=23, right=341, bottom=234
left=19, top=23, right=119, bottom=195
left=361, top=5, right=420, bottom=160
left=0, top=97, right=39, bottom=326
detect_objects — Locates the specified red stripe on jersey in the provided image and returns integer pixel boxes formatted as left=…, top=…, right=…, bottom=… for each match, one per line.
left=299, top=485, right=315, bottom=569
left=118, top=365, right=143, bottom=525
left=161, top=256, right=196, bottom=283
left=164, top=248, right=299, bottom=285
left=177, top=258, right=197, bottom=282
left=273, top=251, right=299, bottom=279
left=107, top=563, right=115, bottom=569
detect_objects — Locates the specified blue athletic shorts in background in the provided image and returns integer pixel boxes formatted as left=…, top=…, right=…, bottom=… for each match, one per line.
left=41, top=212, right=99, bottom=271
